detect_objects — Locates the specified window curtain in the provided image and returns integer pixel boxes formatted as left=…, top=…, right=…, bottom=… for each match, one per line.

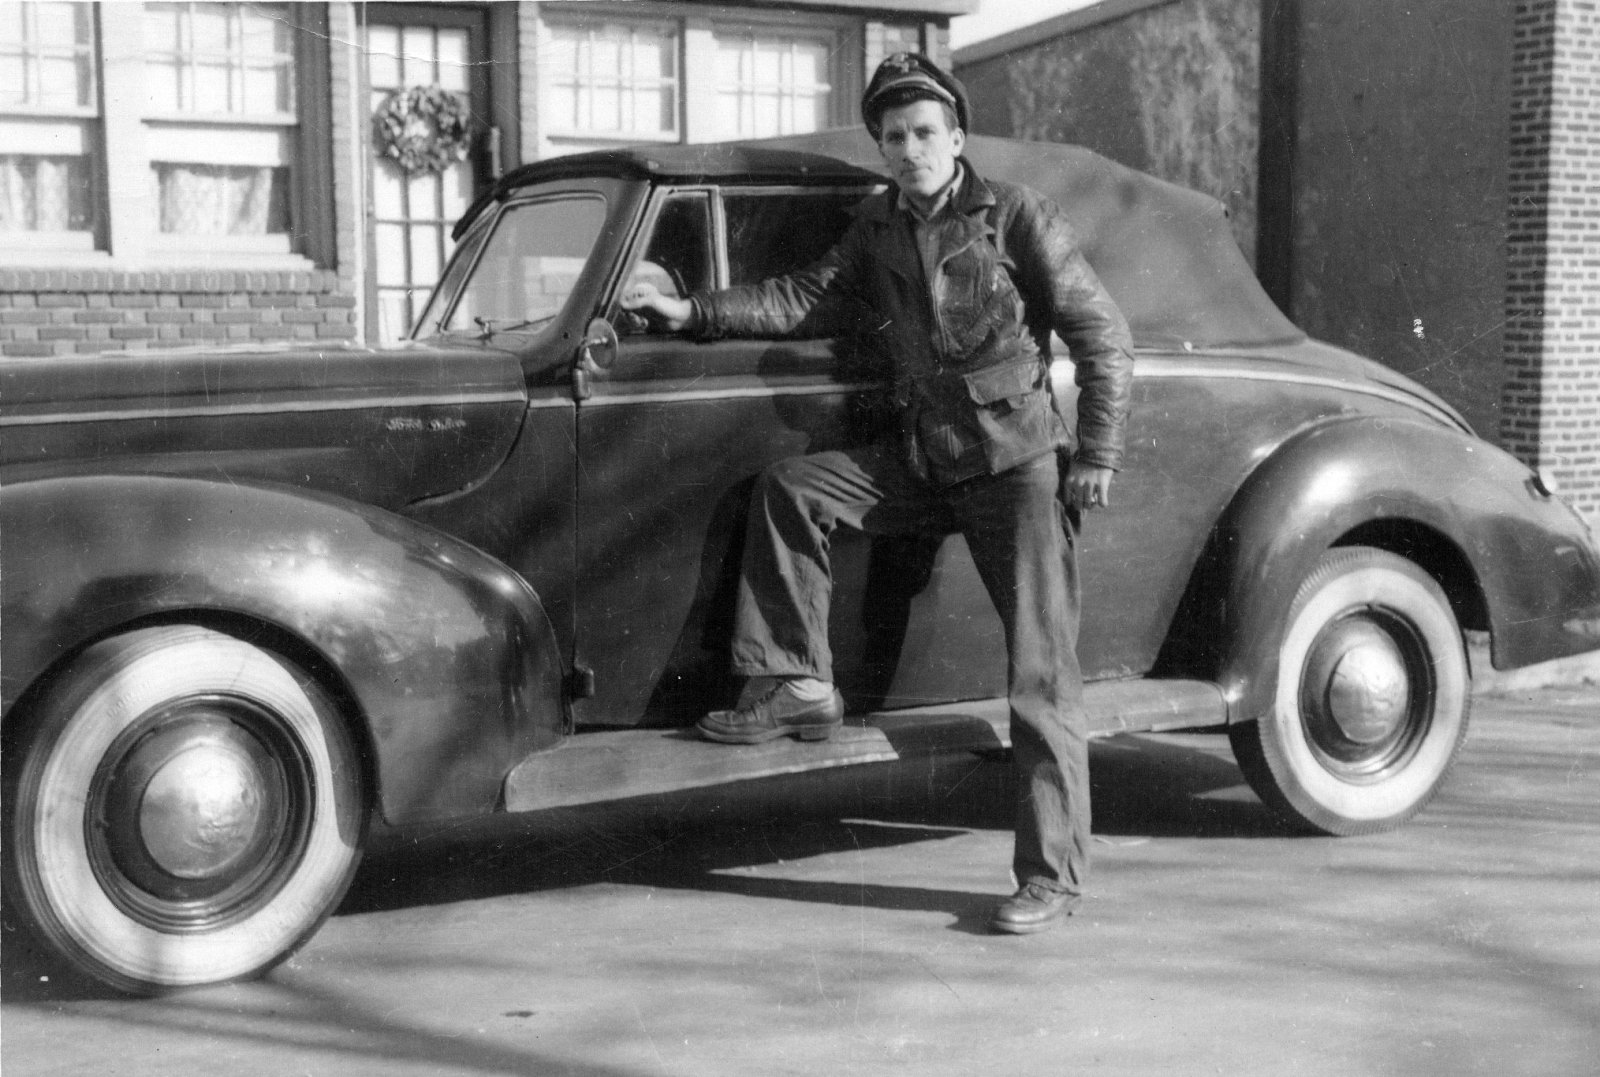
left=153, top=163, right=283, bottom=235
left=0, top=155, right=80, bottom=231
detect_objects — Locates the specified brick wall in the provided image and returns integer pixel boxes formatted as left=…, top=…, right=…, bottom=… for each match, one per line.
left=866, top=20, right=934, bottom=71
left=0, top=270, right=357, bottom=357
left=1505, top=0, right=1600, bottom=530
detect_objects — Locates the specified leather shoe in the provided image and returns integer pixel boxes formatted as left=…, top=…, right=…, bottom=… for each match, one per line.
left=697, top=682, right=844, bottom=744
left=989, top=882, right=1081, bottom=934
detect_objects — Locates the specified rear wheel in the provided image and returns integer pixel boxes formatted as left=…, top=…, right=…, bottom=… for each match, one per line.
left=1229, top=546, right=1470, bottom=835
left=4, top=626, right=367, bottom=993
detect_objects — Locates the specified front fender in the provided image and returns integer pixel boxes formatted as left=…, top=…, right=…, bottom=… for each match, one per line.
left=1214, top=417, right=1600, bottom=723
left=1, top=474, right=567, bottom=824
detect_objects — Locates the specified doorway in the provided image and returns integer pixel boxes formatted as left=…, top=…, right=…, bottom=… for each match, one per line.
left=361, top=4, right=498, bottom=343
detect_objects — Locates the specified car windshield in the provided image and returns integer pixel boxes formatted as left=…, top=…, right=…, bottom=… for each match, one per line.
left=426, top=194, right=607, bottom=337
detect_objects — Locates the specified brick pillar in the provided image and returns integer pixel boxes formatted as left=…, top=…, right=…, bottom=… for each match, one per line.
left=865, top=21, right=926, bottom=73
left=1505, top=0, right=1600, bottom=530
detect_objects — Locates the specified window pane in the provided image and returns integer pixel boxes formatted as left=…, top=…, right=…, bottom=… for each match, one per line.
left=753, top=47, right=779, bottom=86
left=0, top=4, right=25, bottom=44
left=377, top=290, right=411, bottom=343
left=144, top=58, right=183, bottom=114
left=144, top=3, right=181, bottom=53
left=33, top=2, right=71, bottom=39
left=410, top=223, right=441, bottom=282
left=153, top=162, right=289, bottom=235
left=241, top=61, right=287, bottom=114
left=375, top=223, right=407, bottom=285
left=402, top=25, right=433, bottom=84
left=591, top=36, right=619, bottom=78
left=713, top=31, right=833, bottom=139
left=441, top=164, right=472, bottom=219
left=543, top=20, right=677, bottom=138
left=724, top=190, right=863, bottom=284
left=191, top=4, right=229, bottom=54
left=4, top=0, right=96, bottom=109
left=367, top=24, right=401, bottom=88
left=407, top=171, right=437, bottom=220
left=593, top=84, right=620, bottom=130
left=628, top=193, right=712, bottom=304
left=0, top=151, right=95, bottom=232
left=372, top=159, right=404, bottom=218
left=444, top=196, right=607, bottom=331
left=0, top=54, right=24, bottom=106
left=241, top=8, right=285, bottom=56
left=548, top=32, right=577, bottom=79
left=437, top=28, right=467, bottom=92
left=36, top=55, right=81, bottom=108
left=194, top=60, right=229, bottom=109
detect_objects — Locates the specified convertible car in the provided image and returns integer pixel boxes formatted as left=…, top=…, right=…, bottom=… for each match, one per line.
left=5, top=132, right=1599, bottom=994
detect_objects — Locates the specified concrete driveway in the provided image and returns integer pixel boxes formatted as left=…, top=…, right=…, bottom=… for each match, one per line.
left=4, top=680, right=1597, bottom=1077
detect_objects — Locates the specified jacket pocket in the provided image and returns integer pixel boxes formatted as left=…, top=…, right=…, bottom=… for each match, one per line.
left=963, top=359, right=1043, bottom=411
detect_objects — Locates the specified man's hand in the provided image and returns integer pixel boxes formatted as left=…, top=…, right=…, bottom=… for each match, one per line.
left=620, top=281, right=694, bottom=332
left=1063, top=461, right=1114, bottom=511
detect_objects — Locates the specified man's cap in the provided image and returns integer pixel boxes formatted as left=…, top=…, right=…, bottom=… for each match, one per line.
left=861, top=52, right=971, bottom=138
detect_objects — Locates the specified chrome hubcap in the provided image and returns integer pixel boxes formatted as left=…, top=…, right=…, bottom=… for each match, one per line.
left=1300, top=610, right=1431, bottom=779
left=138, top=735, right=268, bottom=880
left=88, top=696, right=310, bottom=930
left=1323, top=623, right=1409, bottom=744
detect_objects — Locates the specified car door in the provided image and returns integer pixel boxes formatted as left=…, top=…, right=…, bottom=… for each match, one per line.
left=572, top=182, right=1012, bottom=728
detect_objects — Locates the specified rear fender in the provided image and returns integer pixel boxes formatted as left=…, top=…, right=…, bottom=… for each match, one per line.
left=1209, top=418, right=1600, bottom=723
left=1, top=474, right=567, bottom=824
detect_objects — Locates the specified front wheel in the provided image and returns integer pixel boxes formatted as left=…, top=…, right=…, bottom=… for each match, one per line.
left=1229, top=546, right=1470, bottom=836
left=4, top=626, right=367, bottom=993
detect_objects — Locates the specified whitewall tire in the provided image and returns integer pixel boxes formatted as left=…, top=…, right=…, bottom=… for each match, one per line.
left=1229, top=546, right=1471, bottom=836
left=5, top=626, right=367, bottom=993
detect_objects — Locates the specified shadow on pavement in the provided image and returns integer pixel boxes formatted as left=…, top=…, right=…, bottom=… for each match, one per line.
left=0, top=730, right=1282, bottom=1005
left=340, top=730, right=1292, bottom=920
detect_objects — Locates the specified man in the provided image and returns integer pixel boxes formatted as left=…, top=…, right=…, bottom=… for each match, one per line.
left=623, top=53, right=1133, bottom=934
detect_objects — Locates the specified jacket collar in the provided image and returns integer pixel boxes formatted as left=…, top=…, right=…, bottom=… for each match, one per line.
left=858, top=157, right=996, bottom=225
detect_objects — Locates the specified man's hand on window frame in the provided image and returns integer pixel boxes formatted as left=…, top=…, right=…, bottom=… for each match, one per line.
left=620, top=281, right=693, bottom=332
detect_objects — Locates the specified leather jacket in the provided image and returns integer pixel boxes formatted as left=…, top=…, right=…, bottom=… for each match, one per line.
left=694, top=160, right=1134, bottom=487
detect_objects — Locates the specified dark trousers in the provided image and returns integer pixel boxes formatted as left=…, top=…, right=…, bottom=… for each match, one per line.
left=730, top=442, right=1091, bottom=894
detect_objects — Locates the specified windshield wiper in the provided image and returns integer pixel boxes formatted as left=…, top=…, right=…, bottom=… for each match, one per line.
left=473, top=314, right=556, bottom=339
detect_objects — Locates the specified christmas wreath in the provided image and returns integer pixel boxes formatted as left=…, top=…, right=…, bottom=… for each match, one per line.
left=374, top=85, right=472, bottom=174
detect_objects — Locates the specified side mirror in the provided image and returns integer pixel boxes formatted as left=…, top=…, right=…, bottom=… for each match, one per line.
left=578, top=316, right=618, bottom=373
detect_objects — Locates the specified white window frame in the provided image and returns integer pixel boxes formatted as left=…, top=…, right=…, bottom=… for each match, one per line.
left=2, top=2, right=324, bottom=269
left=0, top=0, right=102, bottom=256
left=708, top=24, right=839, bottom=141
left=540, top=15, right=681, bottom=146
left=534, top=3, right=860, bottom=157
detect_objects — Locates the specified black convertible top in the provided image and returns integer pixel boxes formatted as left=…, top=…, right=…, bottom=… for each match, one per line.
left=754, top=129, right=1302, bottom=350
left=464, top=131, right=1302, bottom=350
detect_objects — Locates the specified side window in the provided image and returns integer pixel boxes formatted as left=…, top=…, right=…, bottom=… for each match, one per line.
left=633, top=192, right=712, bottom=299
left=723, top=190, right=864, bottom=285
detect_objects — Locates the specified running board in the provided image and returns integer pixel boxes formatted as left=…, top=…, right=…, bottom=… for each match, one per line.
left=502, top=677, right=1227, bottom=813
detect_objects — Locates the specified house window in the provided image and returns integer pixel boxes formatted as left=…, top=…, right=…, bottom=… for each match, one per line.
left=544, top=19, right=678, bottom=141
left=534, top=7, right=856, bottom=156
left=2, top=1, right=325, bottom=267
left=712, top=31, right=833, bottom=140
left=0, top=0, right=101, bottom=249
left=143, top=2, right=297, bottom=250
